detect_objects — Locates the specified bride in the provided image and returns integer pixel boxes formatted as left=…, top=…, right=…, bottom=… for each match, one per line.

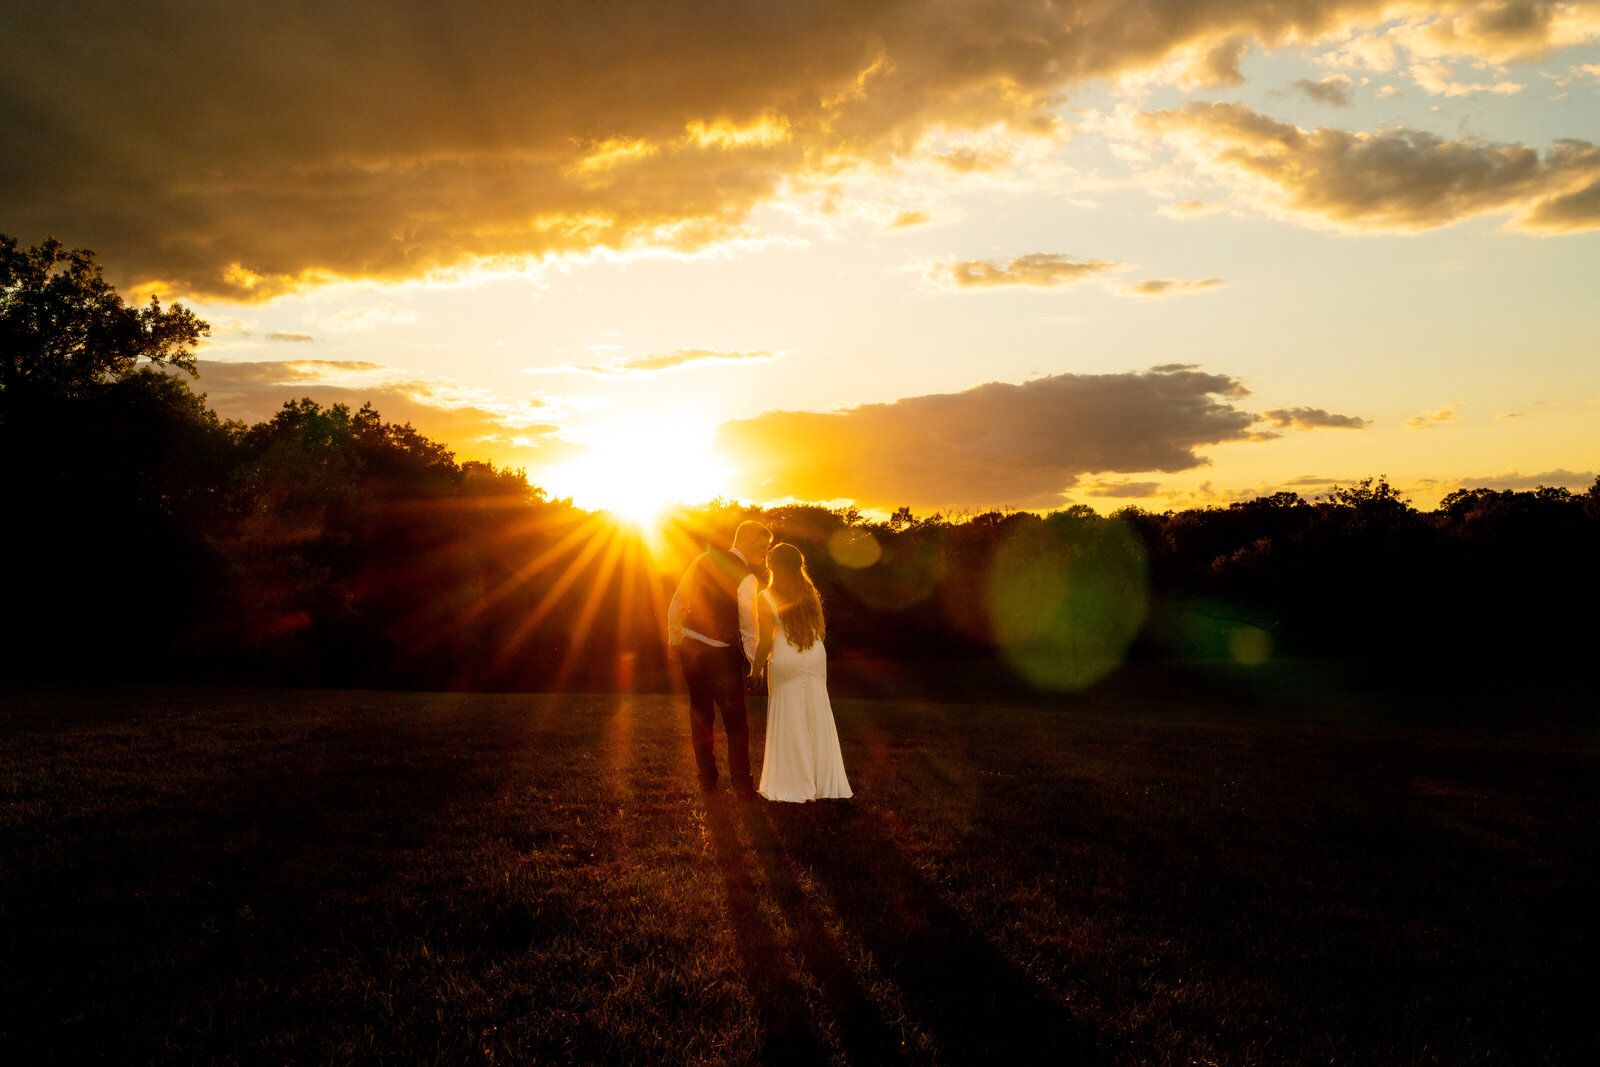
left=748, top=543, right=852, bottom=803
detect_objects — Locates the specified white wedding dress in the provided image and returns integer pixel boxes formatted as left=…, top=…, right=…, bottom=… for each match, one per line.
left=758, top=592, right=852, bottom=803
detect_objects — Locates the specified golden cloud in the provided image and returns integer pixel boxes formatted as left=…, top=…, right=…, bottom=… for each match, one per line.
left=933, top=253, right=1126, bottom=289
left=1155, top=199, right=1227, bottom=218
left=1326, top=1, right=1600, bottom=72
left=713, top=365, right=1265, bottom=511
left=1081, top=479, right=1165, bottom=498
left=189, top=359, right=575, bottom=469
left=887, top=210, right=934, bottom=230
left=1139, top=102, right=1600, bottom=233
left=13, top=1, right=1580, bottom=301
left=1260, top=405, right=1371, bottom=429
left=1117, top=278, right=1227, bottom=296
left=528, top=348, right=779, bottom=379
left=1406, top=402, right=1464, bottom=428
left=1186, top=36, right=1254, bottom=89
left=1407, top=58, right=1524, bottom=95
left=936, top=144, right=1017, bottom=173
left=1455, top=467, right=1597, bottom=490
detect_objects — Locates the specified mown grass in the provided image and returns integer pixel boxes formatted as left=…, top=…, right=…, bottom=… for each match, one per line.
left=2, top=667, right=1596, bottom=1064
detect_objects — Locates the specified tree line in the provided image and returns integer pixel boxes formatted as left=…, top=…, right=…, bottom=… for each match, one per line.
left=5, top=234, right=1596, bottom=692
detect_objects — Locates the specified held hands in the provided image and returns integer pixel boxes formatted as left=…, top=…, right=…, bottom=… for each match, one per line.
left=746, top=666, right=765, bottom=692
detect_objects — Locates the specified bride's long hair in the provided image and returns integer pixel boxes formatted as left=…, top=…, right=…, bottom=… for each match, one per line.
left=766, top=542, right=824, bottom=651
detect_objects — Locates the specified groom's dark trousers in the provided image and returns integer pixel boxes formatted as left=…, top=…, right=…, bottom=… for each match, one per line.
left=679, top=639, right=752, bottom=791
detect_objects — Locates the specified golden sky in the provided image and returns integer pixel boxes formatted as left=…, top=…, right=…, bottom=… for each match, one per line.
left=5, top=1, right=1597, bottom=512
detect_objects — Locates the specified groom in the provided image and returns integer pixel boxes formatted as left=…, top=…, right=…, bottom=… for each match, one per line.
left=667, top=520, right=772, bottom=799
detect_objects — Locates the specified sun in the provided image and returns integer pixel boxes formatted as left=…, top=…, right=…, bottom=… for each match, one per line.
left=550, top=417, right=731, bottom=524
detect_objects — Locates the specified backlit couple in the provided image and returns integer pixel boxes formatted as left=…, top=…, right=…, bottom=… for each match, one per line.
left=667, top=522, right=852, bottom=803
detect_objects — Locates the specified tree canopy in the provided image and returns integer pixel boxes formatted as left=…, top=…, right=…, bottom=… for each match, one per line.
left=1, top=234, right=207, bottom=400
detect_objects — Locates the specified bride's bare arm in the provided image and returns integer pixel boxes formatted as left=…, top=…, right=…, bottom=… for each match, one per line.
left=749, top=596, right=776, bottom=684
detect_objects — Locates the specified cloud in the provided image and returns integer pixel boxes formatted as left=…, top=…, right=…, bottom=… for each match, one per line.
left=1325, top=3, right=1600, bottom=72
left=1406, top=402, right=1464, bottom=429
left=931, top=253, right=1125, bottom=289
left=529, top=349, right=778, bottom=379
left=189, top=359, right=574, bottom=468
left=318, top=304, right=419, bottom=333
left=1260, top=405, right=1371, bottom=429
left=20, top=1, right=1576, bottom=301
left=1546, top=61, right=1600, bottom=91
left=1406, top=59, right=1523, bottom=96
left=1155, top=199, right=1226, bottom=218
left=887, top=210, right=932, bottom=230
left=1137, top=102, right=1600, bottom=233
left=228, top=360, right=390, bottom=383
left=266, top=331, right=314, bottom=343
left=714, top=365, right=1265, bottom=511
left=1291, top=74, right=1354, bottom=105
left=1455, top=468, right=1597, bottom=491
left=1117, top=277, right=1226, bottom=296
left=1158, top=472, right=1376, bottom=509
left=1081, top=479, right=1164, bottom=499
left=936, top=145, right=1016, bottom=173
left=1169, top=480, right=1309, bottom=507
left=1185, top=36, right=1252, bottom=88
left=1521, top=175, right=1600, bottom=230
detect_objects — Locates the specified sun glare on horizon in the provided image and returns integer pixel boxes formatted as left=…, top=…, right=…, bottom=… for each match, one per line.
left=547, top=417, right=732, bottom=525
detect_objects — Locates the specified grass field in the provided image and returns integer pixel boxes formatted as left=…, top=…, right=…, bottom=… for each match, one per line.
left=3, top=666, right=1596, bottom=1064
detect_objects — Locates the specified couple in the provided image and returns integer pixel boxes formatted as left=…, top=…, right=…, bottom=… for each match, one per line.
left=667, top=521, right=852, bottom=803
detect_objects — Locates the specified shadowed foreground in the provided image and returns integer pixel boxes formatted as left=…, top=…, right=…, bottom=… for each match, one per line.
left=2, top=671, right=1596, bottom=1064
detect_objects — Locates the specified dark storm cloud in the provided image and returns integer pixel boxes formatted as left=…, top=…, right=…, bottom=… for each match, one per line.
left=714, top=365, right=1264, bottom=511
left=9, top=1, right=1582, bottom=301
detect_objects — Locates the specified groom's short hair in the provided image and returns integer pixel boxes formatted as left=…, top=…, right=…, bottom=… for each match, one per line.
left=732, top=520, right=771, bottom=548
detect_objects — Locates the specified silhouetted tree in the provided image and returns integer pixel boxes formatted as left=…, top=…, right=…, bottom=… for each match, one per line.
left=1, top=235, right=206, bottom=401
left=1, top=236, right=229, bottom=678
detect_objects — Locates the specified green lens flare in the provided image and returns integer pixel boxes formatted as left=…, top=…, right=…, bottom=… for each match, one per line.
left=986, top=512, right=1149, bottom=691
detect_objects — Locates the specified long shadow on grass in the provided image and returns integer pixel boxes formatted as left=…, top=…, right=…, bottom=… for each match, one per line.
left=703, top=797, right=902, bottom=1064
left=723, top=799, right=1105, bottom=1064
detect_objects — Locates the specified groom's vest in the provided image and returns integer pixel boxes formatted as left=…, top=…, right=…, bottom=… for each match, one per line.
left=682, top=548, right=755, bottom=650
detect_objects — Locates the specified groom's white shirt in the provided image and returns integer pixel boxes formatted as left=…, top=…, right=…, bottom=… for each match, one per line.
left=667, top=547, right=759, bottom=661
